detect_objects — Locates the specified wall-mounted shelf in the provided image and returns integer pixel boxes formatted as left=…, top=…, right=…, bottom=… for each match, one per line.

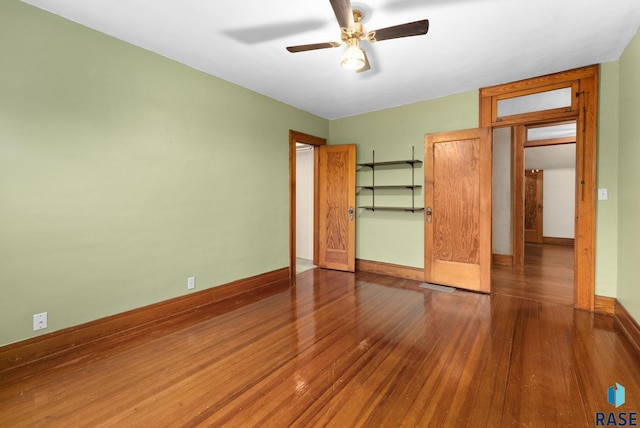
left=357, top=160, right=423, bottom=168
left=356, top=147, right=424, bottom=213
left=356, top=185, right=422, bottom=190
left=358, top=206, right=424, bottom=212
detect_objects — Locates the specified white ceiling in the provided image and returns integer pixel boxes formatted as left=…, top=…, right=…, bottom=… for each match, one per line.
left=21, top=0, right=640, bottom=120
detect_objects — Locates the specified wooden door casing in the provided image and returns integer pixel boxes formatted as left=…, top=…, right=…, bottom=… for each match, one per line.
left=425, top=128, right=492, bottom=292
left=318, top=145, right=356, bottom=272
left=524, top=170, right=544, bottom=244
left=479, top=65, right=599, bottom=311
left=289, top=130, right=327, bottom=277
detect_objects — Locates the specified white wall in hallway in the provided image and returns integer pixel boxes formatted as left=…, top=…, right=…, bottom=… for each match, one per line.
left=296, top=147, right=314, bottom=260
left=492, top=127, right=513, bottom=255
left=525, top=144, right=576, bottom=239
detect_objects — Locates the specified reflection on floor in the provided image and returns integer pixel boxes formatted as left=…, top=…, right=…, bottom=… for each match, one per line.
left=296, top=257, right=317, bottom=274
left=2, top=269, right=638, bottom=426
left=492, top=243, right=574, bottom=305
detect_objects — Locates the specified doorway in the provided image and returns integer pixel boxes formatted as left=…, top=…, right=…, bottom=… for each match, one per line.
left=480, top=65, right=598, bottom=310
left=295, top=143, right=317, bottom=274
left=288, top=131, right=326, bottom=277
left=492, top=122, right=577, bottom=305
left=289, top=131, right=357, bottom=276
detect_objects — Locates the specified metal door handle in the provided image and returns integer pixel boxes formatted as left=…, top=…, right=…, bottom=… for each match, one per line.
left=426, top=207, right=432, bottom=224
left=349, top=207, right=354, bottom=221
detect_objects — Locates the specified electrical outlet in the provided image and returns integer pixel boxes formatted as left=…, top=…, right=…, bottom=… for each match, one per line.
left=33, top=312, right=47, bottom=331
left=187, top=276, right=196, bottom=290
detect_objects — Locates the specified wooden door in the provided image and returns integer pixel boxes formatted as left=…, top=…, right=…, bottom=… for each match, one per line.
left=424, top=128, right=492, bottom=292
left=318, top=145, right=356, bottom=272
left=524, top=170, right=544, bottom=244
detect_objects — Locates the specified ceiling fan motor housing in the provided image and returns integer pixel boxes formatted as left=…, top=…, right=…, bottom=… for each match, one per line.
left=341, top=10, right=366, bottom=43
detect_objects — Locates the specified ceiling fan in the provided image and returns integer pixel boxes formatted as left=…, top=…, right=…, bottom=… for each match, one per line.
left=286, top=0, right=429, bottom=72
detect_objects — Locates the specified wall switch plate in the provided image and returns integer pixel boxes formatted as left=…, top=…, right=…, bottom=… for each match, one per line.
left=33, top=312, right=47, bottom=331
left=598, top=188, right=609, bottom=201
left=187, top=276, right=196, bottom=290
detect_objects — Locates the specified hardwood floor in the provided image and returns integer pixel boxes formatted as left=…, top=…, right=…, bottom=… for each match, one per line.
left=492, top=243, right=574, bottom=305
left=1, top=268, right=639, bottom=427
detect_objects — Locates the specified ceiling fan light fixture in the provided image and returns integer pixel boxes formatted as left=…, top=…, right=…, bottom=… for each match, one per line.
left=285, top=3, right=429, bottom=74
left=341, top=44, right=365, bottom=71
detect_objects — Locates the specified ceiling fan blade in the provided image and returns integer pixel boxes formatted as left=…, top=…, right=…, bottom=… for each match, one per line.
left=356, top=49, right=370, bottom=73
left=329, top=0, right=355, bottom=29
left=369, top=19, right=429, bottom=42
left=286, top=42, right=341, bottom=53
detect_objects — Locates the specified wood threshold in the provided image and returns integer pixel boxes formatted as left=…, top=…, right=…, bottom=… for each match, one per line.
left=356, top=259, right=424, bottom=281
left=0, top=267, right=289, bottom=373
left=615, top=300, right=640, bottom=356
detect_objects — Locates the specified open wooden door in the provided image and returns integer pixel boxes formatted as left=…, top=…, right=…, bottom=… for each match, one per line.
left=318, top=144, right=356, bottom=272
left=424, top=128, right=492, bottom=292
left=524, top=169, right=544, bottom=244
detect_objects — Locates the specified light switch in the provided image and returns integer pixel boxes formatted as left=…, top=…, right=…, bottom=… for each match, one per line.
left=598, top=188, right=608, bottom=201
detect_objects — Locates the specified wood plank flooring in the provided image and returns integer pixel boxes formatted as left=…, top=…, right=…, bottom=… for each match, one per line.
left=492, top=243, right=574, bottom=305
left=1, top=268, right=639, bottom=427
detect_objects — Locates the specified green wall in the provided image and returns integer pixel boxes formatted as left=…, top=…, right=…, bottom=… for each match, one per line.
left=596, top=62, right=620, bottom=298
left=330, top=93, right=478, bottom=267
left=330, top=72, right=624, bottom=301
left=0, top=1, right=328, bottom=346
left=2, top=0, right=638, bottom=347
left=617, top=29, right=640, bottom=322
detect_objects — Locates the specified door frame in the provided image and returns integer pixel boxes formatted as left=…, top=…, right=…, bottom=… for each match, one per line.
left=480, top=65, right=598, bottom=311
left=289, top=130, right=326, bottom=278
left=519, top=123, right=576, bottom=254
left=513, top=121, right=577, bottom=265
